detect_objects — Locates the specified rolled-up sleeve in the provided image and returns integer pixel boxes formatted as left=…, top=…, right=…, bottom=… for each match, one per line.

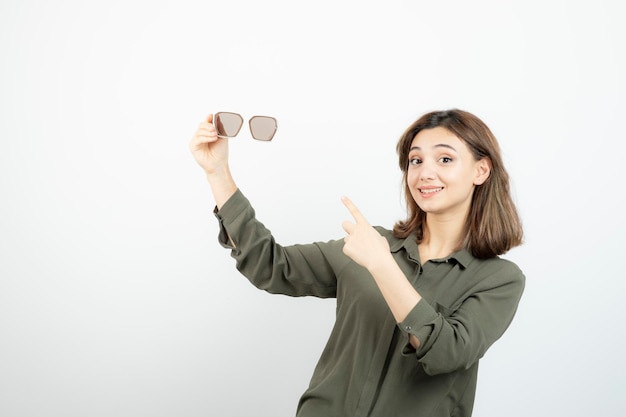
left=398, top=262, right=525, bottom=375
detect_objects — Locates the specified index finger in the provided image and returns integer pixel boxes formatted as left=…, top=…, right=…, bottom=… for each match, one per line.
left=341, top=196, right=369, bottom=224
left=197, top=114, right=215, bottom=131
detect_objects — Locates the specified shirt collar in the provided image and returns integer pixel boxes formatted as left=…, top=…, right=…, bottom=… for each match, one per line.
left=389, top=234, right=473, bottom=269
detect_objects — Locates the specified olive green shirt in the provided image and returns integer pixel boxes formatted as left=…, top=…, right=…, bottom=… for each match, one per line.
left=214, top=190, right=524, bottom=417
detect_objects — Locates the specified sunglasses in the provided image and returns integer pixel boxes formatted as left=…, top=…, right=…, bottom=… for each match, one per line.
left=214, top=112, right=278, bottom=141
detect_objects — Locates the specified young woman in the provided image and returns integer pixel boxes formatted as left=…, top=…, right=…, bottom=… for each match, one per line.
left=189, top=109, right=525, bottom=417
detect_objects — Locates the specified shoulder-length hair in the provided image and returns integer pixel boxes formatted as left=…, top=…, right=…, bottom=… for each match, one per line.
left=393, top=109, right=523, bottom=259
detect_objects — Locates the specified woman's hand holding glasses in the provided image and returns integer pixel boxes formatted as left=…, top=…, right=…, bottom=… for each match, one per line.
left=189, top=114, right=236, bottom=208
left=190, top=114, right=229, bottom=176
left=189, top=112, right=278, bottom=208
left=190, top=111, right=278, bottom=175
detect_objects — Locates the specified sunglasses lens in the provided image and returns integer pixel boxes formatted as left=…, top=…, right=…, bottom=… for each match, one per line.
left=249, top=116, right=278, bottom=141
left=215, top=112, right=243, bottom=137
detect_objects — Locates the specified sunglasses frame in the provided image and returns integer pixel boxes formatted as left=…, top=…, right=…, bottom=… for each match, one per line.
left=214, top=111, right=278, bottom=142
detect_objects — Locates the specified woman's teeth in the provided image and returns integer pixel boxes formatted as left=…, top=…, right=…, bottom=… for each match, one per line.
left=420, top=187, right=443, bottom=194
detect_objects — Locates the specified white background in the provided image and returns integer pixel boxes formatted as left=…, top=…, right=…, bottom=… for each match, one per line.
left=1, top=0, right=625, bottom=416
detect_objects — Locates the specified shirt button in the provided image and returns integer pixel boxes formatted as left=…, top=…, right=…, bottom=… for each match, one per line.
left=405, top=325, right=412, bottom=332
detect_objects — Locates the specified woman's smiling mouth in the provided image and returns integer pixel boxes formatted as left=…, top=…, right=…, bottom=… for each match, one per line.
left=418, top=187, right=444, bottom=195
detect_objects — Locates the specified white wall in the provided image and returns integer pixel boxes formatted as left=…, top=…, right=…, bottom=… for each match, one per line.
left=1, top=0, right=624, bottom=416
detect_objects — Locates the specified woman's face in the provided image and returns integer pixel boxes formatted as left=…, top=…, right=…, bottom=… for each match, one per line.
left=407, top=127, right=490, bottom=219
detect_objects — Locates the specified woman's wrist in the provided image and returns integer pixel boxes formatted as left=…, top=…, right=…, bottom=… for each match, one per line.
left=206, top=165, right=237, bottom=209
left=367, top=252, right=397, bottom=278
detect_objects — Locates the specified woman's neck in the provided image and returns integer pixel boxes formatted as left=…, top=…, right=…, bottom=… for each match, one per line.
left=419, top=213, right=466, bottom=263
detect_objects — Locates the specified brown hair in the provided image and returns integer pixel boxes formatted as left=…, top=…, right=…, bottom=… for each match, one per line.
left=393, top=109, right=523, bottom=258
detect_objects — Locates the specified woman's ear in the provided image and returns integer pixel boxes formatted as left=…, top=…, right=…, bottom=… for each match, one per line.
left=474, top=158, right=491, bottom=185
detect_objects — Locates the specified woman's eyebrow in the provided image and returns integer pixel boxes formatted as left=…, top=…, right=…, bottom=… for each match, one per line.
left=410, top=144, right=457, bottom=152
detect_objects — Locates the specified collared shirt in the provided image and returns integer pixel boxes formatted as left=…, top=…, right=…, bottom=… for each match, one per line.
left=214, top=190, right=525, bottom=417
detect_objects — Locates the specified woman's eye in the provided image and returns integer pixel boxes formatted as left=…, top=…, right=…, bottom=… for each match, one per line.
left=440, top=157, right=453, bottom=163
left=409, top=158, right=421, bottom=165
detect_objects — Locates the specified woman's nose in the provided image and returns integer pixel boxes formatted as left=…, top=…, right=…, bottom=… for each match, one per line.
left=418, top=161, right=437, bottom=181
